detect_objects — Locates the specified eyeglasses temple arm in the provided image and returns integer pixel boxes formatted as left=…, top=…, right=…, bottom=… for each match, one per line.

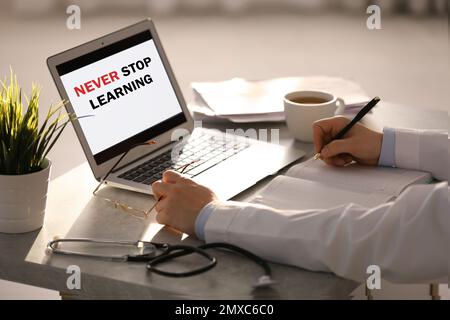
left=93, top=140, right=156, bottom=195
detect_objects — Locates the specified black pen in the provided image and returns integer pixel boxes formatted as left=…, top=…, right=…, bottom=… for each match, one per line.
left=314, top=96, right=381, bottom=160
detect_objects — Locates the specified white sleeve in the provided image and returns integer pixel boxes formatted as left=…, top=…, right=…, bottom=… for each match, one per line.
left=393, top=128, right=448, bottom=181
left=204, top=183, right=448, bottom=283
left=204, top=128, right=449, bottom=283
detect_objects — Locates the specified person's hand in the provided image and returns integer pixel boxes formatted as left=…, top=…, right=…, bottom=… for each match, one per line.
left=312, top=116, right=383, bottom=166
left=151, top=170, right=218, bottom=236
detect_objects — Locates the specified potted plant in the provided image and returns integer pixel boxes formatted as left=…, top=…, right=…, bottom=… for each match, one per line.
left=0, top=71, right=71, bottom=233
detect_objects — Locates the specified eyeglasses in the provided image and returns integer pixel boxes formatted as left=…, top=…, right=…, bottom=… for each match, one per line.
left=92, top=140, right=197, bottom=219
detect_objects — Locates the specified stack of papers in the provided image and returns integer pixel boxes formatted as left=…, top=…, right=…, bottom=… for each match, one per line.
left=190, top=76, right=371, bottom=123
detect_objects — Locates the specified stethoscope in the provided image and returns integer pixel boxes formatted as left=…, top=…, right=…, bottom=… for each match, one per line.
left=46, top=237, right=275, bottom=288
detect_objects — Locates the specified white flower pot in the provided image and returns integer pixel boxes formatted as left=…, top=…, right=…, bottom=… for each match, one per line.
left=0, top=159, right=51, bottom=234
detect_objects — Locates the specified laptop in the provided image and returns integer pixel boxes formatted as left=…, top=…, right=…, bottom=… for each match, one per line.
left=47, top=19, right=305, bottom=200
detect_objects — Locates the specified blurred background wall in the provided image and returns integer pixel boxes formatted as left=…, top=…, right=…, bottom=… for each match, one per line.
left=0, top=0, right=448, bottom=16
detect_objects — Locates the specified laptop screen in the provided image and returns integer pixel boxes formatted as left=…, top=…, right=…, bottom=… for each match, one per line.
left=56, top=31, right=186, bottom=165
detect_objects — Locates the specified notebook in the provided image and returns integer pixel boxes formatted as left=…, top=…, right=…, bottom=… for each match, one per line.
left=250, top=159, right=432, bottom=210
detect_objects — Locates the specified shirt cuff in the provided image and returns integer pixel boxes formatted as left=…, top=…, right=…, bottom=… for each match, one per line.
left=195, top=201, right=215, bottom=240
left=378, top=127, right=396, bottom=167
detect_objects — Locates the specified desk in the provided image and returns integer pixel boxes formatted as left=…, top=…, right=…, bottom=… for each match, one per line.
left=0, top=103, right=447, bottom=299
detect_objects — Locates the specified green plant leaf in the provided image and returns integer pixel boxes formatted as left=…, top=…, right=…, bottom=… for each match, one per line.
left=0, top=71, right=71, bottom=175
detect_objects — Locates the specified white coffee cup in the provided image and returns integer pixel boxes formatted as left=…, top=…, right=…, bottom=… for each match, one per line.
left=284, top=90, right=346, bottom=142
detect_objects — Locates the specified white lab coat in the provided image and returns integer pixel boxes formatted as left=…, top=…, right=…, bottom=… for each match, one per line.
left=203, top=128, right=448, bottom=283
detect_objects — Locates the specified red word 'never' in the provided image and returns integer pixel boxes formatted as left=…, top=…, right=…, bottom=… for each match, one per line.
left=74, top=71, right=120, bottom=97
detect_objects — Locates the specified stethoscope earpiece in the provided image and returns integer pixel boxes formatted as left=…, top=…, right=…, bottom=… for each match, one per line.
left=45, top=235, right=62, bottom=255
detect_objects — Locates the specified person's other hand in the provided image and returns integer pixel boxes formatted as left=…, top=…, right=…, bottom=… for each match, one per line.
left=312, top=116, right=383, bottom=166
left=151, top=170, right=218, bottom=236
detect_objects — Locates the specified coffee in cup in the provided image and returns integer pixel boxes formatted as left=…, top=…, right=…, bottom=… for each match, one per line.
left=284, top=90, right=345, bottom=142
left=288, top=96, right=330, bottom=104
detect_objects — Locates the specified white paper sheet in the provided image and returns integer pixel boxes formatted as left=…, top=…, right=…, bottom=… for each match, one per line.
left=191, top=76, right=371, bottom=117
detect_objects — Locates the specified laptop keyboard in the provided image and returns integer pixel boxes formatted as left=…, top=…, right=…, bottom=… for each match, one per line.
left=117, top=132, right=251, bottom=185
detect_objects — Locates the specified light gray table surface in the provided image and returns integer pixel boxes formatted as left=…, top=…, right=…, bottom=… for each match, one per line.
left=0, top=102, right=447, bottom=299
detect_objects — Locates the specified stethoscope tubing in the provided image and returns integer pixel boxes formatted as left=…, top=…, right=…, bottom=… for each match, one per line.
left=145, top=242, right=272, bottom=278
left=200, top=242, right=272, bottom=277
left=146, top=245, right=217, bottom=277
left=47, top=238, right=157, bottom=261
left=47, top=238, right=272, bottom=281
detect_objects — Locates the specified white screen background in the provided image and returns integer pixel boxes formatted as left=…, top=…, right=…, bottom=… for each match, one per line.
left=60, top=39, right=183, bottom=155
